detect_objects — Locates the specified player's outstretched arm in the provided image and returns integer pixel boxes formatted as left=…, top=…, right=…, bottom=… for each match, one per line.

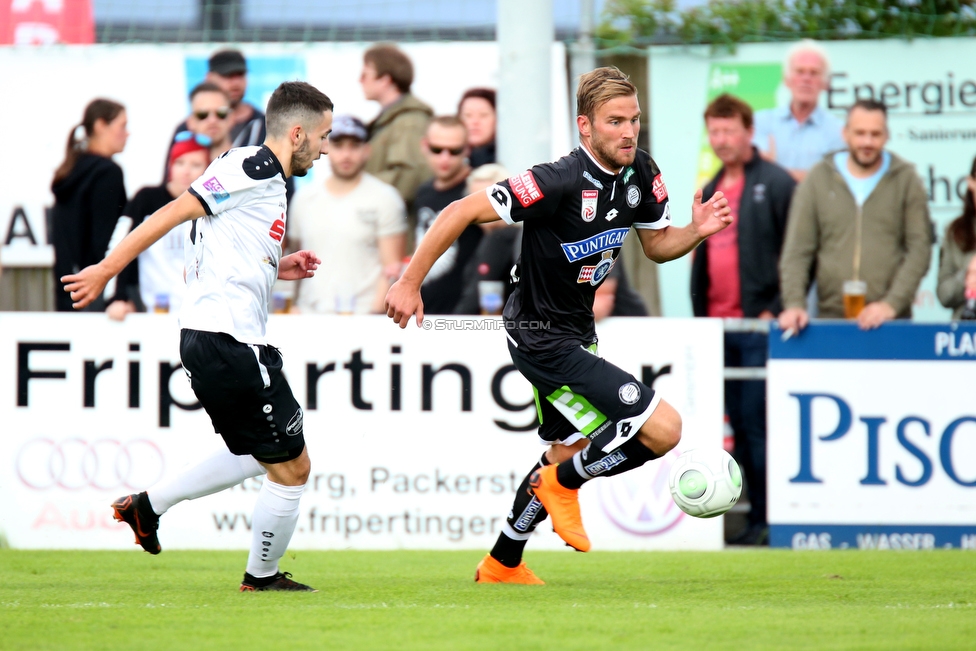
left=637, top=189, right=731, bottom=263
left=386, top=192, right=499, bottom=329
left=278, top=250, right=322, bottom=280
left=61, top=192, right=206, bottom=310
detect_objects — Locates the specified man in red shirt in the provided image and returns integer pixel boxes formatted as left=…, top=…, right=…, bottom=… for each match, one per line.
left=691, top=94, right=796, bottom=545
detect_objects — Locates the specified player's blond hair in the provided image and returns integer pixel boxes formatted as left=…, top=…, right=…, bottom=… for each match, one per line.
left=576, top=67, right=638, bottom=122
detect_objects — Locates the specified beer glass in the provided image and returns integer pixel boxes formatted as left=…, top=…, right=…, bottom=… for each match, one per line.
left=843, top=280, right=866, bottom=318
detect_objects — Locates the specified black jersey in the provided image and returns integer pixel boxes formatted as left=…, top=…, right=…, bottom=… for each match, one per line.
left=486, top=147, right=671, bottom=352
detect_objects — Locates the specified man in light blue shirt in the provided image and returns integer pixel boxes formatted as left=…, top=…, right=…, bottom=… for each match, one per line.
left=834, top=148, right=890, bottom=206
left=753, top=40, right=845, bottom=182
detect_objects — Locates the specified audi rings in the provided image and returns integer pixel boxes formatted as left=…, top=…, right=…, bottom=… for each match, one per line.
left=15, top=438, right=165, bottom=491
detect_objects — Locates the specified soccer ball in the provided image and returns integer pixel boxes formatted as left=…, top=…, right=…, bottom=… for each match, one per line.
left=667, top=448, right=742, bottom=518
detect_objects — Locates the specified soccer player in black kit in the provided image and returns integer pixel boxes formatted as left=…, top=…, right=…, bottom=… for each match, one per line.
left=386, top=67, right=732, bottom=584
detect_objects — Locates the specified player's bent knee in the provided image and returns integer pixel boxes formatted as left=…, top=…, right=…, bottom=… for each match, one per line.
left=546, top=439, right=588, bottom=464
left=639, top=400, right=682, bottom=455
left=263, top=447, right=311, bottom=486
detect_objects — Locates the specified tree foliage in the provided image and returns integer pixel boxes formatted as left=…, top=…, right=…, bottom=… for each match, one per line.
left=597, top=0, right=976, bottom=46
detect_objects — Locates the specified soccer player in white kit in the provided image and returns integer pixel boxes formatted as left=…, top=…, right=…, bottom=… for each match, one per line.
left=62, top=81, right=333, bottom=592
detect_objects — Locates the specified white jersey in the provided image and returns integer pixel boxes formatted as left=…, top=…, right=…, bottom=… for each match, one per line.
left=182, top=145, right=288, bottom=345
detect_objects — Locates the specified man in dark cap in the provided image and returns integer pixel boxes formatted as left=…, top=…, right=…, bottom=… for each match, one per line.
left=164, top=49, right=297, bottom=200
left=164, top=50, right=264, bottom=171
left=206, top=49, right=266, bottom=147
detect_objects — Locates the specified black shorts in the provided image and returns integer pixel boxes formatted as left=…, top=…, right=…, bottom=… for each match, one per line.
left=509, top=341, right=659, bottom=449
left=180, top=329, right=305, bottom=463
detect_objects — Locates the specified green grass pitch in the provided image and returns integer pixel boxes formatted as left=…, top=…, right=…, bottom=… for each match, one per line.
left=2, top=549, right=974, bottom=650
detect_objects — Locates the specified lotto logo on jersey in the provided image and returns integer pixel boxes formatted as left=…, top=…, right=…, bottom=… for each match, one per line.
left=202, top=176, right=230, bottom=203
left=581, top=190, right=598, bottom=222
left=509, top=171, right=543, bottom=208
left=652, top=174, right=668, bottom=202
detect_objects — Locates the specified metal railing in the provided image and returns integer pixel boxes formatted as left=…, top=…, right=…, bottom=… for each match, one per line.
left=722, top=318, right=770, bottom=381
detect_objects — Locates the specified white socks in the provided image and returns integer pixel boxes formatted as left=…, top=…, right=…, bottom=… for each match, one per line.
left=143, top=447, right=304, bottom=579
left=245, top=480, right=305, bottom=579
left=147, top=447, right=266, bottom=515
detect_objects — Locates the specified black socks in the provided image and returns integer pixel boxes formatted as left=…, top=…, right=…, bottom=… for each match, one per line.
left=490, top=454, right=551, bottom=567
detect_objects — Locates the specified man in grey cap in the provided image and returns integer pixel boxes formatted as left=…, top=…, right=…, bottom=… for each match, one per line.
left=287, top=115, right=407, bottom=314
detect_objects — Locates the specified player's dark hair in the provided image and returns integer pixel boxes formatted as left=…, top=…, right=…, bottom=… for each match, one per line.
left=458, top=87, right=496, bottom=113
left=364, top=44, right=413, bottom=94
left=703, top=94, right=754, bottom=130
left=576, top=67, right=637, bottom=122
left=52, top=98, right=125, bottom=187
left=189, top=81, right=229, bottom=102
left=265, top=81, right=334, bottom=139
left=848, top=98, right=888, bottom=119
left=948, top=154, right=976, bottom=253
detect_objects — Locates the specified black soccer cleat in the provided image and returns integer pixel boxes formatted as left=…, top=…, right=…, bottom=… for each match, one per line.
left=111, top=492, right=161, bottom=554
left=240, top=571, right=317, bottom=593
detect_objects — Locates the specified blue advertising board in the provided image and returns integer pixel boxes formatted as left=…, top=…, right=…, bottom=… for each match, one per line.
left=767, top=322, right=976, bottom=550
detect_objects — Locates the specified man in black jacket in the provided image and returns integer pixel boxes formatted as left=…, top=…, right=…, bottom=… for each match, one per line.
left=691, top=93, right=796, bottom=545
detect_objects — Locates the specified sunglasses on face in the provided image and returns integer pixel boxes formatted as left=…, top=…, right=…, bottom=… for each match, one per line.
left=193, top=108, right=230, bottom=120
left=428, top=145, right=465, bottom=156
left=174, top=130, right=213, bottom=146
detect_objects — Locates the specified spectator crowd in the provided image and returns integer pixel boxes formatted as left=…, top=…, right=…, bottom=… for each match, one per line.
left=44, top=39, right=976, bottom=547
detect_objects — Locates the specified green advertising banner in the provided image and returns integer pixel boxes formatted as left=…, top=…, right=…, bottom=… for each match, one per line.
left=695, top=63, right=783, bottom=189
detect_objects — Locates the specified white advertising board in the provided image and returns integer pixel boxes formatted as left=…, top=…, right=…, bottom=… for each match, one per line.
left=649, top=37, right=976, bottom=321
left=0, top=314, right=723, bottom=551
left=768, top=322, right=976, bottom=550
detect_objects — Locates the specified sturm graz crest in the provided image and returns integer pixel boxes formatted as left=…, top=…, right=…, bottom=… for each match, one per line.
left=626, top=185, right=641, bottom=208
left=618, top=382, right=641, bottom=405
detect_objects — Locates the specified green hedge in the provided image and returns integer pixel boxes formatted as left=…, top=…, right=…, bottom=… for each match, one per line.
left=598, top=0, right=976, bottom=46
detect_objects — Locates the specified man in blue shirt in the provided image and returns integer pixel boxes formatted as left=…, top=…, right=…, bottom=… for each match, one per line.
left=753, top=39, right=845, bottom=182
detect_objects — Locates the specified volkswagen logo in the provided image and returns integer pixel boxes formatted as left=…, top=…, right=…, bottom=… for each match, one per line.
left=596, top=449, right=684, bottom=535
left=15, top=437, right=165, bottom=491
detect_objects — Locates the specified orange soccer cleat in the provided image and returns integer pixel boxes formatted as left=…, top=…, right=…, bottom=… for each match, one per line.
left=474, top=554, right=545, bottom=585
left=529, top=465, right=591, bottom=552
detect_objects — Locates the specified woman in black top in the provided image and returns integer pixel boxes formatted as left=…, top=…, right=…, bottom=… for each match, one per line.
left=51, top=98, right=129, bottom=312
left=111, top=132, right=211, bottom=317
left=458, top=88, right=496, bottom=169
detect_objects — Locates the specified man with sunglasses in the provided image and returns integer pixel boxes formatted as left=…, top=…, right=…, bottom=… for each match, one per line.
left=413, top=116, right=480, bottom=314
left=187, top=82, right=234, bottom=158
left=162, top=83, right=233, bottom=180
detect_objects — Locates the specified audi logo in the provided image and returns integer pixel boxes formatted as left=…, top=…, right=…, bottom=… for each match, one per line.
left=15, top=438, right=165, bottom=491
left=596, top=449, right=685, bottom=536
